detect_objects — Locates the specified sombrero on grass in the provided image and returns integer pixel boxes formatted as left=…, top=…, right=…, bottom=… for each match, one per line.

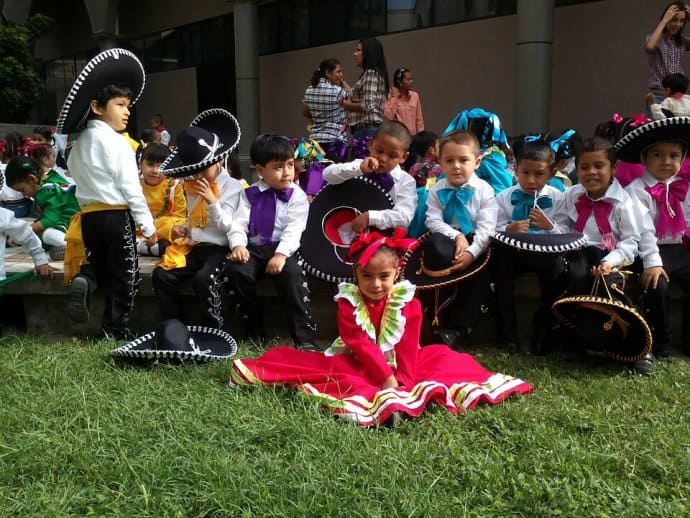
left=160, top=108, right=241, bottom=178
left=56, top=48, right=145, bottom=135
left=551, top=274, right=652, bottom=362
left=298, top=177, right=394, bottom=283
left=614, top=116, right=690, bottom=164
left=491, top=231, right=586, bottom=254
left=400, top=232, right=491, bottom=290
left=111, top=319, right=238, bottom=363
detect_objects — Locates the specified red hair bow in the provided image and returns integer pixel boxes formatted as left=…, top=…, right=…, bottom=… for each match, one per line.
left=347, top=228, right=417, bottom=266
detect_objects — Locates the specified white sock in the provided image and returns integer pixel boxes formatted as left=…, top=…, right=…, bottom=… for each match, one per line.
left=42, top=227, right=66, bottom=247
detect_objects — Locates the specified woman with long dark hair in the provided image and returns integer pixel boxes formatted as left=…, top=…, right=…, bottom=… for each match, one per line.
left=302, top=58, right=349, bottom=145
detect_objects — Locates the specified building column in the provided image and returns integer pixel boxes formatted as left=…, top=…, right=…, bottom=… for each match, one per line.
left=514, top=0, right=553, bottom=134
left=233, top=0, right=260, bottom=179
left=83, top=0, right=119, bottom=50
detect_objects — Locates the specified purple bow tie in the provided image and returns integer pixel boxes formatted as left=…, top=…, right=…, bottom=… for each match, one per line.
left=246, top=186, right=294, bottom=245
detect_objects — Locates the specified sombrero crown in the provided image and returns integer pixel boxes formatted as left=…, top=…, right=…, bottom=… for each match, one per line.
left=614, top=116, right=690, bottom=164
left=160, top=108, right=241, bottom=178
left=56, top=48, right=145, bottom=134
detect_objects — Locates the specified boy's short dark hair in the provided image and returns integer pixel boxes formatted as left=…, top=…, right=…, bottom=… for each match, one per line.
left=575, top=137, right=616, bottom=166
left=517, top=141, right=556, bottom=167
left=140, top=128, right=159, bottom=144
left=228, top=154, right=244, bottom=180
left=250, top=134, right=294, bottom=166
left=373, top=120, right=411, bottom=149
left=662, top=73, right=689, bottom=95
left=140, top=143, right=170, bottom=164
left=33, top=126, right=52, bottom=140
left=5, top=156, right=40, bottom=187
left=439, top=130, right=480, bottom=156
left=411, top=130, right=438, bottom=157
left=92, top=83, right=133, bottom=109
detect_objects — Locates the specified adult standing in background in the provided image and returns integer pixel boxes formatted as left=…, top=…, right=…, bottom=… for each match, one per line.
left=301, top=58, right=349, bottom=146
left=645, top=1, right=690, bottom=108
left=384, top=67, right=424, bottom=136
left=341, top=38, right=390, bottom=139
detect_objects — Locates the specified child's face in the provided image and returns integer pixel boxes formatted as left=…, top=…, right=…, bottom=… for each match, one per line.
left=354, top=251, right=399, bottom=302
left=440, top=141, right=480, bottom=187
left=325, top=64, right=343, bottom=85
left=11, top=175, right=40, bottom=198
left=516, top=158, right=554, bottom=194
left=32, top=133, right=49, bottom=145
left=256, top=158, right=295, bottom=189
left=643, top=142, right=684, bottom=182
left=193, top=161, right=222, bottom=183
left=91, top=96, right=131, bottom=132
left=427, top=140, right=440, bottom=160
left=577, top=150, right=613, bottom=199
left=367, top=134, right=408, bottom=174
left=141, top=159, right=164, bottom=186
left=150, top=116, right=161, bottom=129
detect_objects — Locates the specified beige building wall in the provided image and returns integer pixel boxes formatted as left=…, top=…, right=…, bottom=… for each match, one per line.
left=260, top=0, right=672, bottom=138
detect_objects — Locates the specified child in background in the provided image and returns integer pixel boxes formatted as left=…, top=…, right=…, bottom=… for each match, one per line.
left=424, top=130, right=498, bottom=346
left=492, top=141, right=568, bottom=354
left=323, top=120, right=417, bottom=232
left=229, top=230, right=533, bottom=427
left=225, top=135, right=316, bottom=349
left=617, top=117, right=690, bottom=359
left=646, top=72, right=690, bottom=118
left=407, top=130, right=441, bottom=237
left=150, top=114, right=171, bottom=146
left=58, top=49, right=157, bottom=340
left=227, top=154, right=249, bottom=189
left=0, top=132, right=33, bottom=218
left=4, top=156, right=80, bottom=260
left=153, top=109, right=242, bottom=329
left=138, top=143, right=186, bottom=256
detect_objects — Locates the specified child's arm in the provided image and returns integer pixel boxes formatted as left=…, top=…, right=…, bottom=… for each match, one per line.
left=267, top=189, right=309, bottom=274
left=649, top=98, right=672, bottom=120
left=601, top=197, right=640, bottom=269
left=367, top=172, right=417, bottom=229
left=425, top=187, right=461, bottom=239
left=336, top=298, right=395, bottom=387
left=495, top=189, right=516, bottom=232
left=113, top=148, right=156, bottom=240
left=2, top=211, right=54, bottom=278
left=228, top=189, right=251, bottom=264
left=204, top=175, right=243, bottom=234
left=465, top=184, right=498, bottom=260
left=392, top=297, right=422, bottom=387
left=322, top=159, right=364, bottom=185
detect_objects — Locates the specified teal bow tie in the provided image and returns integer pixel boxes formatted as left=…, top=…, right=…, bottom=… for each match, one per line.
left=437, top=186, right=475, bottom=234
left=510, top=190, right=553, bottom=232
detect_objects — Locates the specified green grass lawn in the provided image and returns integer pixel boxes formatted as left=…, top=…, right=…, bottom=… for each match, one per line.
left=0, top=334, right=688, bottom=516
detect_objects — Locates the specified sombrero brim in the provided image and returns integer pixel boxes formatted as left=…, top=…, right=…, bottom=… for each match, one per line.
left=400, top=232, right=492, bottom=289
left=111, top=325, right=238, bottom=363
left=614, top=116, right=690, bottom=164
left=160, top=108, right=241, bottom=178
left=0, top=168, right=5, bottom=193
left=492, top=231, right=587, bottom=253
left=298, top=177, right=394, bottom=283
left=56, top=48, right=145, bottom=135
left=551, top=295, right=652, bottom=362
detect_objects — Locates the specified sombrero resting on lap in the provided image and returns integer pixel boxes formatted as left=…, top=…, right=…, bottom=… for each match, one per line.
left=491, top=231, right=586, bottom=254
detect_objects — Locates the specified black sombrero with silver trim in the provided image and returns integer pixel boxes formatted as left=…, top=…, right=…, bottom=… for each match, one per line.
left=111, top=319, right=238, bottom=363
left=400, top=232, right=491, bottom=290
left=56, top=48, right=145, bottom=135
left=0, top=167, right=5, bottom=193
left=491, top=231, right=586, bottom=253
left=614, top=116, right=690, bottom=164
left=160, top=108, right=241, bottom=178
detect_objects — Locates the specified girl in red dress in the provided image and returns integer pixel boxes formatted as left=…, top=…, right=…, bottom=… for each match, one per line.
left=229, top=231, right=533, bottom=426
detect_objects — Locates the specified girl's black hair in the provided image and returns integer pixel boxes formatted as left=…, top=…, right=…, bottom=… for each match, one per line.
left=140, top=128, right=159, bottom=144
left=516, top=140, right=556, bottom=167
left=351, top=244, right=400, bottom=271
left=29, top=144, right=53, bottom=164
left=227, top=154, right=244, bottom=181
left=140, top=143, right=170, bottom=164
left=359, top=38, right=390, bottom=95
left=392, top=67, right=410, bottom=89
left=250, top=134, right=294, bottom=166
left=32, top=126, right=53, bottom=141
left=660, top=1, right=688, bottom=46
left=310, top=58, right=340, bottom=88
left=411, top=130, right=439, bottom=157
left=5, top=155, right=40, bottom=187
left=575, top=137, right=616, bottom=167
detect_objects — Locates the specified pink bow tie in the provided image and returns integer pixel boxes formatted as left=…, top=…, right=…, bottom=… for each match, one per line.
left=645, top=179, right=689, bottom=239
left=574, top=194, right=616, bottom=251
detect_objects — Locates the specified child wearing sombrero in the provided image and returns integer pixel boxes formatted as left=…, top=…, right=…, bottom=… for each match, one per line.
left=57, top=49, right=157, bottom=340
left=229, top=229, right=533, bottom=427
left=152, top=109, right=242, bottom=329
left=616, top=116, right=690, bottom=359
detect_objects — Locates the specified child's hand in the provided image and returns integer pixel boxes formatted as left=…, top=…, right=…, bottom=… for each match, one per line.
left=34, top=263, right=56, bottom=279
left=529, top=207, right=553, bottom=230
left=229, top=245, right=250, bottom=264
left=31, top=220, right=44, bottom=233
left=453, top=250, right=475, bottom=270
left=381, top=375, right=399, bottom=389
left=144, top=233, right=158, bottom=246
left=591, top=261, right=612, bottom=276
left=454, top=234, right=469, bottom=258
left=360, top=157, right=379, bottom=174
left=195, top=177, right=218, bottom=204
left=506, top=221, right=529, bottom=233
left=351, top=212, right=370, bottom=233
left=645, top=91, right=655, bottom=104
left=641, top=266, right=669, bottom=290
left=266, top=253, right=287, bottom=275
left=172, top=225, right=188, bottom=240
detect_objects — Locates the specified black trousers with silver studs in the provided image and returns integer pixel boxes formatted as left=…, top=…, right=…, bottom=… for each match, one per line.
left=152, top=244, right=228, bottom=328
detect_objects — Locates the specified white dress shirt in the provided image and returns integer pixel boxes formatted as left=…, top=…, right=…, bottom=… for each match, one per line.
left=322, top=160, right=417, bottom=229
left=67, top=119, right=155, bottom=237
left=425, top=175, right=498, bottom=259
left=0, top=208, right=49, bottom=280
left=562, top=180, right=640, bottom=268
left=230, top=180, right=309, bottom=258
left=495, top=184, right=568, bottom=233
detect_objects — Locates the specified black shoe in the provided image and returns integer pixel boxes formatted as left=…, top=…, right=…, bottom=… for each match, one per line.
left=632, top=353, right=655, bottom=375
left=295, top=341, right=319, bottom=352
left=68, top=276, right=90, bottom=324
left=653, top=345, right=673, bottom=359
